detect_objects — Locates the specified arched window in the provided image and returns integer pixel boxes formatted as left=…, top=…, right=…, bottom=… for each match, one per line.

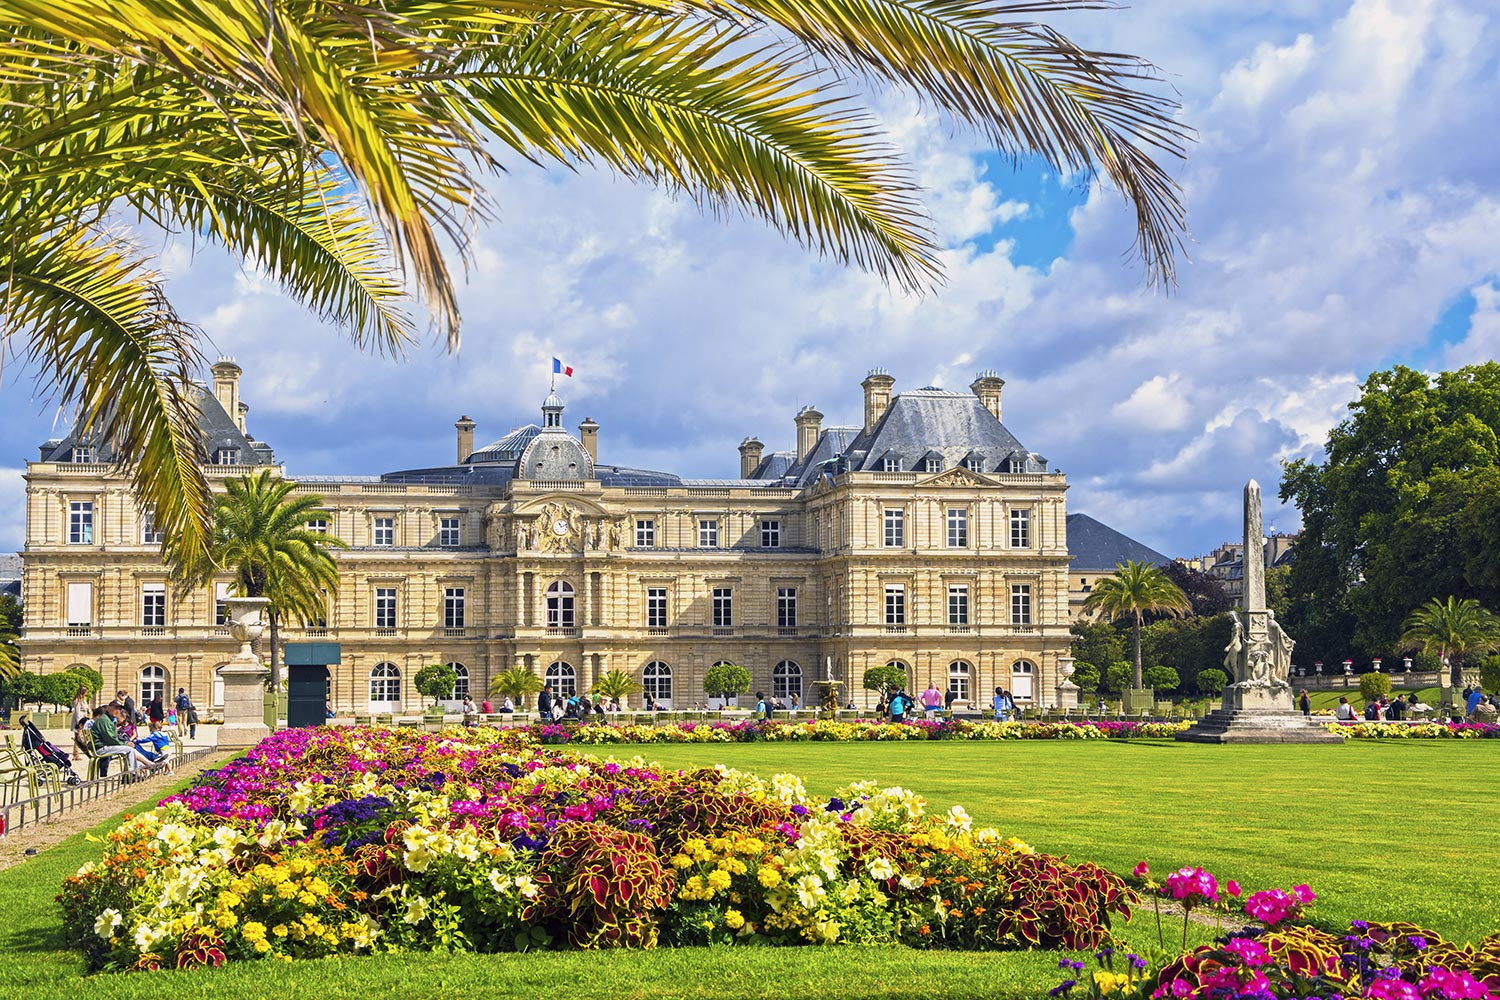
left=211, top=663, right=231, bottom=707
left=369, top=662, right=402, bottom=709
left=642, top=661, right=672, bottom=705
left=1010, top=660, right=1035, bottom=701
left=545, top=661, right=576, bottom=698
left=140, top=664, right=166, bottom=707
left=546, top=581, right=575, bottom=630
left=947, top=660, right=971, bottom=702
left=884, top=660, right=911, bottom=684
left=772, top=660, right=802, bottom=701
left=447, top=662, right=469, bottom=700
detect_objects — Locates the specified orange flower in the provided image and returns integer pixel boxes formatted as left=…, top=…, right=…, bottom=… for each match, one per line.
left=919, top=925, right=931, bottom=936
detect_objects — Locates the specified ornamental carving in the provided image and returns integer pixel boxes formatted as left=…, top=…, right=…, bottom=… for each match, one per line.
left=537, top=500, right=580, bottom=553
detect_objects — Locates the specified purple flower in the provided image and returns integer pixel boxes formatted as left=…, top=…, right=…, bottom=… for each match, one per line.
left=1128, top=954, right=1148, bottom=970
left=1049, top=981, right=1077, bottom=996
left=1408, top=936, right=1428, bottom=952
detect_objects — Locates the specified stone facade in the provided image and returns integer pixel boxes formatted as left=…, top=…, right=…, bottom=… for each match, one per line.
left=20, top=365, right=1074, bottom=715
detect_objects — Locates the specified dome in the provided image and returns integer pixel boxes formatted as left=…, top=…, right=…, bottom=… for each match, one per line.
left=543, top=392, right=564, bottom=410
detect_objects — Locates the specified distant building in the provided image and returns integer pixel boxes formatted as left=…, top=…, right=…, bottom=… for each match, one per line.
left=1190, top=534, right=1297, bottom=607
left=21, top=364, right=1076, bottom=714
left=1064, top=514, right=1171, bottom=620
left=0, top=553, right=21, bottom=602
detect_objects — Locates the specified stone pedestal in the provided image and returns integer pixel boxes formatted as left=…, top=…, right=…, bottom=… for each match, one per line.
left=1176, top=706, right=1345, bottom=744
left=1056, top=680, right=1080, bottom=710
left=218, top=597, right=272, bottom=750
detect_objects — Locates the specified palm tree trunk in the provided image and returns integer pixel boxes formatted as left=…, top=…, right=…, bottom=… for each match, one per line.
left=269, top=613, right=281, bottom=691
left=1133, top=614, right=1144, bottom=690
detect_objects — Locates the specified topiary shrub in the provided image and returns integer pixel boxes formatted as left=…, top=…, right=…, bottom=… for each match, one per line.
left=1195, top=668, right=1228, bottom=696
left=1359, top=671, right=1393, bottom=702
left=1143, top=665, right=1180, bottom=693
left=1070, top=662, right=1100, bottom=692
left=1104, top=661, right=1133, bottom=694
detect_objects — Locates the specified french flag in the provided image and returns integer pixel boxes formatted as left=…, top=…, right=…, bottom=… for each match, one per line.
left=552, top=357, right=574, bottom=377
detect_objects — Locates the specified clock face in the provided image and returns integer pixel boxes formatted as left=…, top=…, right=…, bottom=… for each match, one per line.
left=551, top=518, right=571, bottom=537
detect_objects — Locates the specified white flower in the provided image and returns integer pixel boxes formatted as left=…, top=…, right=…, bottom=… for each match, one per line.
left=94, top=908, right=122, bottom=939
left=487, top=870, right=510, bottom=892
left=156, top=823, right=194, bottom=851
left=795, top=874, right=825, bottom=910
left=403, top=844, right=435, bottom=873
left=514, top=875, right=539, bottom=899
left=257, top=819, right=289, bottom=848
left=974, top=826, right=998, bottom=843
left=403, top=894, right=430, bottom=925
left=134, top=922, right=164, bottom=951
left=838, top=880, right=861, bottom=905
left=212, top=825, right=243, bottom=848
left=866, top=856, right=895, bottom=881
left=945, top=805, right=973, bottom=832
left=899, top=873, right=924, bottom=890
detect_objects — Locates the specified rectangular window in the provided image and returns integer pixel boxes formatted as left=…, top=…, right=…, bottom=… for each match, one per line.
left=307, top=518, right=328, bottom=534
left=635, top=519, right=656, bottom=548
left=760, top=519, right=781, bottom=548
left=444, top=587, right=465, bottom=629
left=374, top=517, right=395, bottom=546
left=68, top=501, right=94, bottom=544
left=698, top=519, right=719, bottom=548
left=646, top=587, right=668, bottom=628
left=882, top=456, right=902, bottom=472
left=213, top=447, right=241, bottom=465
left=142, top=508, right=163, bottom=545
left=1010, top=508, right=1031, bottom=548
left=712, top=587, right=733, bottom=627
left=883, top=508, right=904, bottom=547
left=214, top=582, right=232, bottom=626
left=141, top=583, right=166, bottom=627
left=947, top=508, right=968, bottom=548
left=948, top=584, right=969, bottom=626
left=71, top=445, right=95, bottom=464
left=439, top=516, right=461, bottom=547
left=884, top=585, right=905, bottom=626
left=65, top=581, right=93, bottom=626
left=1011, top=584, right=1032, bottom=625
left=375, top=587, right=397, bottom=629
left=924, top=457, right=942, bottom=473
left=777, top=587, right=798, bottom=628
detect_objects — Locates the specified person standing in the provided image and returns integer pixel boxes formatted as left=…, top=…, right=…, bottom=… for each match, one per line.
left=174, top=688, right=191, bottom=737
left=538, top=686, right=553, bottom=722
left=944, top=686, right=958, bottom=716
left=1298, top=689, right=1311, bottom=716
left=991, top=686, right=1006, bottom=722
left=147, top=692, right=165, bottom=728
left=921, top=683, right=943, bottom=717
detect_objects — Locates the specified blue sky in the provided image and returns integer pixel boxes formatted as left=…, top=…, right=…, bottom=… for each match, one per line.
left=3, top=0, right=1499, bottom=558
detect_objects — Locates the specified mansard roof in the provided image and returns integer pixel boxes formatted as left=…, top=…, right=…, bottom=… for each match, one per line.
left=37, top=384, right=273, bottom=465
left=1065, top=513, right=1171, bottom=572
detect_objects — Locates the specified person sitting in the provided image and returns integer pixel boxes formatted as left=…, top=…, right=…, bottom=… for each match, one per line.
left=1334, top=696, right=1356, bottom=721
left=134, top=721, right=173, bottom=771
left=461, top=696, right=479, bottom=728
left=1362, top=700, right=1380, bottom=721
left=499, top=696, right=514, bottom=714
left=1387, top=694, right=1406, bottom=721
left=93, top=705, right=158, bottom=777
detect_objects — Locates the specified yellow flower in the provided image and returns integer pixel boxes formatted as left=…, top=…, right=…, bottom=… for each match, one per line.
left=706, top=869, right=732, bottom=891
left=272, top=924, right=289, bottom=938
left=724, top=909, right=745, bottom=930
left=669, top=854, right=692, bottom=870
left=242, top=921, right=267, bottom=943
left=758, top=867, right=782, bottom=888
left=1094, top=971, right=1132, bottom=995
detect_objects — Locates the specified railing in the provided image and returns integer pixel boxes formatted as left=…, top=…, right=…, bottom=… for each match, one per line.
left=360, top=484, right=408, bottom=494
left=520, top=480, right=590, bottom=492
left=141, top=626, right=166, bottom=637
left=624, top=487, right=669, bottom=497
left=213, top=626, right=231, bottom=636
left=883, top=625, right=908, bottom=634
left=712, top=627, right=735, bottom=636
left=64, top=626, right=93, bottom=638
left=374, top=627, right=397, bottom=637
left=545, top=627, right=581, bottom=638
left=777, top=627, right=799, bottom=637
left=947, top=625, right=971, bottom=634
left=442, top=627, right=466, bottom=638
left=302, top=627, right=329, bottom=637
left=646, top=627, right=669, bottom=636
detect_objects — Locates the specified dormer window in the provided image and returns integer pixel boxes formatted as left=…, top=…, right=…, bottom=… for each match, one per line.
left=1006, top=457, right=1024, bottom=474
left=70, top=445, right=95, bottom=464
left=964, top=455, right=984, bottom=472
left=214, top=447, right=241, bottom=465
left=882, top=456, right=902, bottom=472
left=923, top=457, right=942, bottom=473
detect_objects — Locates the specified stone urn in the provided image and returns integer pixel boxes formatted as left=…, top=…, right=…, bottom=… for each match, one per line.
left=219, top=596, right=272, bottom=749
left=1055, top=656, right=1080, bottom=711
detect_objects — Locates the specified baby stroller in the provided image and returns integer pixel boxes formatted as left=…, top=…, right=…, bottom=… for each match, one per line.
left=20, top=718, right=83, bottom=785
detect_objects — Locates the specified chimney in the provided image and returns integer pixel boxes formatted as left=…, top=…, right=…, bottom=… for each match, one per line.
left=794, top=406, right=823, bottom=464
left=738, top=436, right=765, bottom=478
left=578, top=417, right=599, bottom=464
left=236, top=401, right=249, bottom=434
left=455, top=415, right=476, bottom=463
left=210, top=357, right=241, bottom=422
left=861, top=369, right=895, bottom=435
left=970, top=370, right=1005, bottom=422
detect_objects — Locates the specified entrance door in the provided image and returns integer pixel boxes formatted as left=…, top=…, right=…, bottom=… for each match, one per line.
left=368, top=662, right=402, bottom=714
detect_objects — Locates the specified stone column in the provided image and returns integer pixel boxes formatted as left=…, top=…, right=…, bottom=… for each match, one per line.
left=219, top=596, right=272, bottom=749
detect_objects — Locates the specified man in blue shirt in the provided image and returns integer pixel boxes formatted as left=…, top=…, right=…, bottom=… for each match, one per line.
left=1466, top=687, right=1485, bottom=718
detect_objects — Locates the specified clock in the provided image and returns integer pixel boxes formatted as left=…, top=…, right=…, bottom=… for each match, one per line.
left=551, top=518, right=571, bottom=537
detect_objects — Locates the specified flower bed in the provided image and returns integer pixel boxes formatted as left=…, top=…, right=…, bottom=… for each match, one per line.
left=1327, top=722, right=1500, bottom=739
left=497, top=718, right=1195, bottom=745
left=59, top=726, right=1134, bottom=971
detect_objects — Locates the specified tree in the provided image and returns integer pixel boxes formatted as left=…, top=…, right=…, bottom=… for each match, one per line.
left=414, top=664, right=460, bottom=709
left=1, top=2, right=1189, bottom=568
left=1081, top=561, right=1192, bottom=690
left=179, top=471, right=346, bottom=689
left=1142, top=665, right=1179, bottom=694
left=1195, top=669, right=1228, bottom=696
left=1070, top=662, right=1100, bottom=693
left=1160, top=562, right=1233, bottom=618
left=704, top=663, right=753, bottom=700
left=1480, top=655, right=1500, bottom=694
left=59, top=665, right=105, bottom=701
left=1140, top=614, right=1235, bottom=694
left=863, top=664, right=908, bottom=699
left=1103, top=661, right=1133, bottom=695
left=1281, top=364, right=1500, bottom=657
left=0, top=594, right=21, bottom=682
left=488, top=666, right=544, bottom=708
left=1070, top=621, right=1127, bottom=676
left=1398, top=596, right=1500, bottom=689
left=592, top=670, right=641, bottom=705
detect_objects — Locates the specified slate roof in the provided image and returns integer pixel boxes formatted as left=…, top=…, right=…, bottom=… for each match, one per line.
left=1065, top=513, right=1171, bottom=572
left=753, top=386, right=1043, bottom=486
left=38, top=384, right=274, bottom=465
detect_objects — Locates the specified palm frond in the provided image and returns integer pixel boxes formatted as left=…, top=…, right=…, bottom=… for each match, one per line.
left=3, top=226, right=213, bottom=570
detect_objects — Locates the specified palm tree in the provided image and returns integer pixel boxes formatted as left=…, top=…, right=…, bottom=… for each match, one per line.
left=592, top=669, right=641, bottom=707
left=2, top=2, right=1190, bottom=568
left=1399, top=597, right=1500, bottom=690
left=489, top=666, right=544, bottom=709
left=180, top=471, right=346, bottom=689
left=1081, top=560, right=1191, bottom=691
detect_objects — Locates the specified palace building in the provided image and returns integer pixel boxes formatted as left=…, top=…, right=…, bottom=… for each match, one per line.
left=19, top=362, right=1077, bottom=715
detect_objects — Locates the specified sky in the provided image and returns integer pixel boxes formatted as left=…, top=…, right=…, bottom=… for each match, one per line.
left=3, top=0, right=1499, bottom=558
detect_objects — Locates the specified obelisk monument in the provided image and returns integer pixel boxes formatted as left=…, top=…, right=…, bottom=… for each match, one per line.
left=1178, top=480, right=1343, bottom=743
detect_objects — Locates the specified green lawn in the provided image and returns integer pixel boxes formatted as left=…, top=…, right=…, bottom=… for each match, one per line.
left=582, top=739, right=1498, bottom=942
left=1, top=738, right=1494, bottom=998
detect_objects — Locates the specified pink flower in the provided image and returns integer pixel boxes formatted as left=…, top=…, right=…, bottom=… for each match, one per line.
left=1292, top=884, right=1316, bottom=904
left=1134, top=861, right=1151, bottom=878
left=1368, top=980, right=1422, bottom=1000
left=1224, top=938, right=1269, bottom=966
left=1166, top=866, right=1219, bottom=905
left=1417, top=968, right=1492, bottom=1000
left=1226, top=880, right=1242, bottom=897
